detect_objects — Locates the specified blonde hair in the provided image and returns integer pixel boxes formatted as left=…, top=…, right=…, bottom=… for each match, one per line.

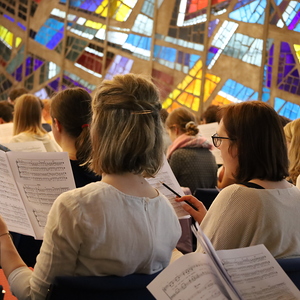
left=13, top=94, right=46, bottom=136
left=90, top=73, right=163, bottom=177
left=166, top=107, right=199, bottom=136
left=284, top=118, right=300, bottom=184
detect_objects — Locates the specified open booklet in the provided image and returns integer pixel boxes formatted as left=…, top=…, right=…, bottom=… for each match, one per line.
left=146, top=156, right=189, bottom=219
left=0, top=151, right=76, bottom=239
left=147, top=225, right=300, bottom=300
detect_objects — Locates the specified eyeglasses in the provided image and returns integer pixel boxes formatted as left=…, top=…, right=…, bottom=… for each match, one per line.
left=211, top=133, right=234, bottom=148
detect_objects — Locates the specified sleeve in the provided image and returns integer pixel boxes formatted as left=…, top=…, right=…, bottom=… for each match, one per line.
left=198, top=185, right=262, bottom=251
left=9, top=190, right=86, bottom=300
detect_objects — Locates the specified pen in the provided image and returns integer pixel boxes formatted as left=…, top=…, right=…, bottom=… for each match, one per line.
left=160, top=181, right=198, bottom=211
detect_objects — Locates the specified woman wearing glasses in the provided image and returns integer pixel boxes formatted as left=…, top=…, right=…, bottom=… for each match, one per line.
left=177, top=101, right=300, bottom=258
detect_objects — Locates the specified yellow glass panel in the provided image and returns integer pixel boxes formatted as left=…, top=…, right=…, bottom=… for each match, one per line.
left=5, top=32, right=13, bottom=47
left=162, top=98, right=173, bottom=109
left=185, top=80, right=195, bottom=94
left=191, top=98, right=199, bottom=111
left=206, top=73, right=221, bottom=83
left=85, top=20, right=103, bottom=30
left=190, top=60, right=202, bottom=77
left=0, top=26, right=8, bottom=40
left=212, top=95, right=232, bottom=106
left=172, top=89, right=181, bottom=99
left=15, top=37, right=22, bottom=47
left=168, top=102, right=182, bottom=112
left=294, top=44, right=300, bottom=62
left=177, top=92, right=188, bottom=104
left=185, top=94, right=195, bottom=108
left=96, top=0, right=108, bottom=15
left=115, top=4, right=131, bottom=22
left=193, top=79, right=201, bottom=96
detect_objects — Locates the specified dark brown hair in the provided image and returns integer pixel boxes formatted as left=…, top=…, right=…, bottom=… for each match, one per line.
left=221, top=101, right=289, bottom=182
left=0, top=102, right=13, bottom=122
left=8, top=87, right=29, bottom=102
left=51, top=88, right=92, bottom=165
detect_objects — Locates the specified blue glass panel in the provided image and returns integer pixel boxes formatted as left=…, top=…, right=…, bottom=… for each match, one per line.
left=4, top=14, right=14, bottom=22
left=17, top=22, right=26, bottom=31
left=35, top=18, right=64, bottom=47
left=274, top=97, right=285, bottom=111
left=229, top=0, right=266, bottom=24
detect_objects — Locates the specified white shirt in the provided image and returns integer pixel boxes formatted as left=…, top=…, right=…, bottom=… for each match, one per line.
left=8, top=181, right=181, bottom=300
left=10, top=132, right=61, bottom=152
left=199, top=184, right=300, bottom=259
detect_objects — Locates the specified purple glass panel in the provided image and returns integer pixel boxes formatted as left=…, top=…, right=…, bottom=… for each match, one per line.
left=208, top=19, right=219, bottom=37
left=184, top=54, right=190, bottom=66
left=177, top=51, right=183, bottom=64
left=284, top=65, right=293, bottom=76
left=13, top=64, right=23, bottom=82
left=48, top=77, right=60, bottom=91
left=280, top=42, right=290, bottom=53
left=285, top=54, right=296, bottom=64
left=34, top=58, right=44, bottom=70
left=80, top=0, right=103, bottom=11
left=288, top=11, right=300, bottom=30
left=209, top=46, right=219, bottom=54
left=25, top=57, right=32, bottom=76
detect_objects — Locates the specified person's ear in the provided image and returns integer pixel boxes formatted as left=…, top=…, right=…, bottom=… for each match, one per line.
left=53, top=118, right=62, bottom=132
left=0, top=118, right=4, bottom=124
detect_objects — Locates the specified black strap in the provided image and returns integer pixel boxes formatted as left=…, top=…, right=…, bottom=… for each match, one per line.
left=240, top=182, right=265, bottom=189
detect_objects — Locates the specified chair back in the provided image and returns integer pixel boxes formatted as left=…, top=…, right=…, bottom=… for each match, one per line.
left=277, top=258, right=300, bottom=290
left=193, top=188, right=219, bottom=209
left=46, top=272, right=160, bottom=300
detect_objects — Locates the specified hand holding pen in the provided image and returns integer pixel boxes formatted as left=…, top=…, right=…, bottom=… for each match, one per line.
left=160, top=181, right=207, bottom=223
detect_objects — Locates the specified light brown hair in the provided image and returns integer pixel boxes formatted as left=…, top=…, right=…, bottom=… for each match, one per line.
left=284, top=118, right=300, bottom=184
left=13, top=94, right=46, bottom=136
left=90, top=73, right=163, bottom=177
left=166, top=107, right=199, bottom=136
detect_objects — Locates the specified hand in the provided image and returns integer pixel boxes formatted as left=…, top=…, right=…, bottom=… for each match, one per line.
left=175, top=195, right=207, bottom=224
left=0, top=215, right=8, bottom=235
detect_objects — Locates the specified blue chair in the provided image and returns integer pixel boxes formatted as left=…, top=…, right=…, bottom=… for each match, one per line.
left=277, top=258, right=300, bottom=290
left=193, top=188, right=219, bottom=209
left=46, top=272, right=160, bottom=300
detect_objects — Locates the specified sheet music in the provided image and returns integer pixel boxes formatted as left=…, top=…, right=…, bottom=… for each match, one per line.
left=217, top=245, right=300, bottom=300
left=0, top=151, right=35, bottom=237
left=6, top=151, right=76, bottom=239
left=3, top=141, right=47, bottom=152
left=198, top=122, right=223, bottom=165
left=147, top=251, right=233, bottom=300
left=146, top=156, right=190, bottom=219
left=0, top=123, right=13, bottom=143
left=148, top=243, right=300, bottom=300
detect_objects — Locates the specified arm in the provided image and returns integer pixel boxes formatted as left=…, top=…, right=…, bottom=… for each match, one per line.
left=0, top=216, right=27, bottom=278
left=175, top=195, right=207, bottom=224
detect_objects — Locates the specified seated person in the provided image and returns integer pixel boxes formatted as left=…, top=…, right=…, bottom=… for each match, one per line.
left=9, top=94, right=61, bottom=152
left=50, top=87, right=102, bottom=187
left=0, top=73, right=181, bottom=300
left=284, top=118, right=300, bottom=186
left=176, top=101, right=300, bottom=259
left=166, top=107, right=218, bottom=194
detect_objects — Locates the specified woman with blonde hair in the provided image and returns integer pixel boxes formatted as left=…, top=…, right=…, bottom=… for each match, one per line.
left=0, top=74, right=181, bottom=300
left=166, top=107, right=217, bottom=194
left=284, top=118, right=300, bottom=185
left=10, top=94, right=60, bottom=152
